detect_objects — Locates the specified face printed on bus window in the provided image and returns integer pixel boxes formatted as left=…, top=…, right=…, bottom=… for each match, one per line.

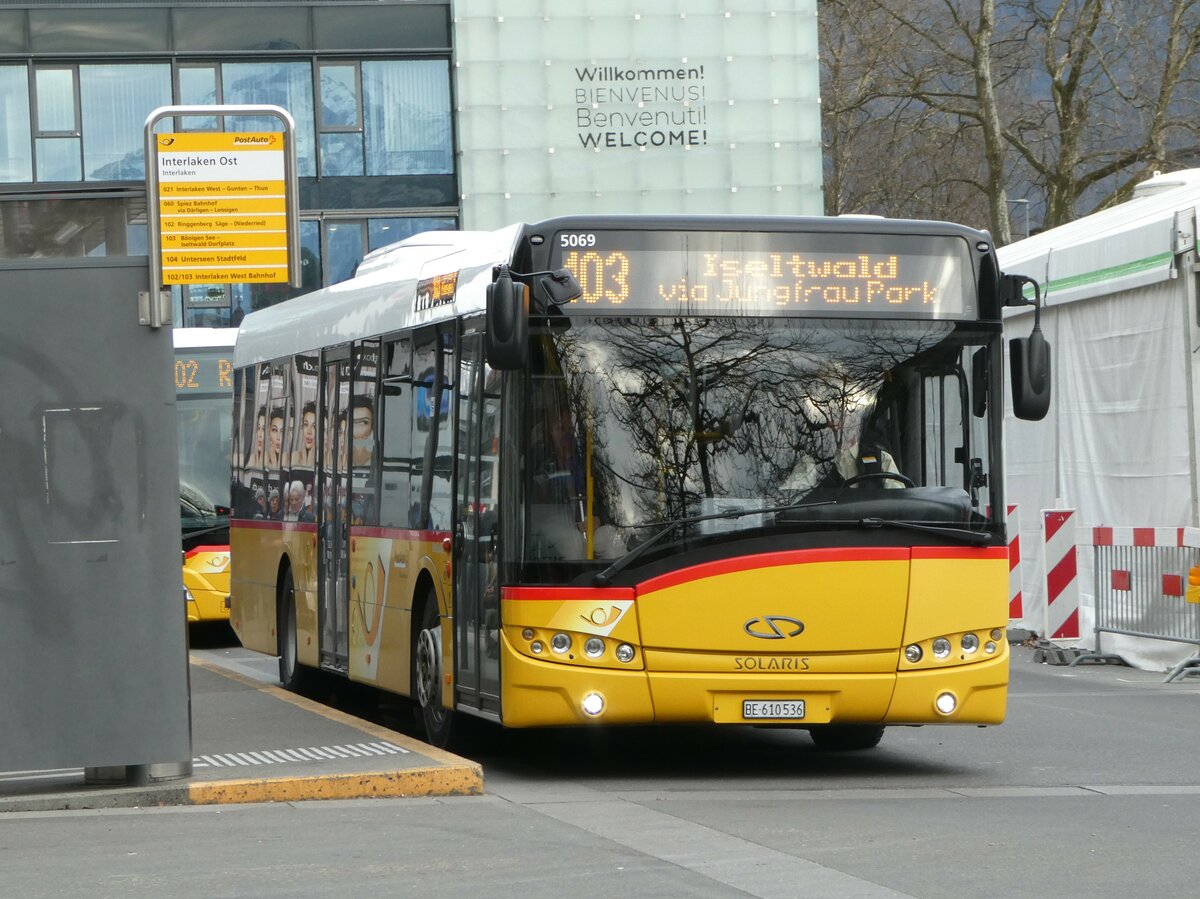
left=302, top=411, right=316, bottom=450
left=255, top=415, right=266, bottom=451
left=269, top=415, right=284, bottom=458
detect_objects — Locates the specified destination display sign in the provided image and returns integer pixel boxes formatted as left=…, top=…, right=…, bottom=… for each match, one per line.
left=155, top=132, right=290, bottom=284
left=550, top=230, right=975, bottom=318
left=173, top=349, right=233, bottom=394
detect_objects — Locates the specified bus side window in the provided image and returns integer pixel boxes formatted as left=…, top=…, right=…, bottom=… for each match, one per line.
left=379, top=336, right=413, bottom=530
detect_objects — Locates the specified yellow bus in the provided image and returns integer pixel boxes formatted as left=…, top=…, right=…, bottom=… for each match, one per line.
left=229, top=215, right=1050, bottom=749
left=174, top=327, right=236, bottom=623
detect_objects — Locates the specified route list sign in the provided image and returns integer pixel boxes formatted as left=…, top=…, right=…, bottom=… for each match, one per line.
left=155, top=132, right=289, bottom=284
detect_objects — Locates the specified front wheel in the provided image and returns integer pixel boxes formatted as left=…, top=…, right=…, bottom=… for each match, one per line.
left=808, top=724, right=885, bottom=751
left=415, top=596, right=454, bottom=747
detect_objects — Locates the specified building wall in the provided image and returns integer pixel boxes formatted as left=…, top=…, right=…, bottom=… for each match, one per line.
left=0, top=1, right=458, bottom=325
left=453, top=0, right=823, bottom=229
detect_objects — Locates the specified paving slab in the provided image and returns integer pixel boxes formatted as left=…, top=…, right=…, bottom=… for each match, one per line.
left=0, top=656, right=482, bottom=812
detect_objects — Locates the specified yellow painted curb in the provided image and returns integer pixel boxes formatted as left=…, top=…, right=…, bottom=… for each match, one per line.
left=188, top=765, right=482, bottom=805
left=187, top=655, right=484, bottom=802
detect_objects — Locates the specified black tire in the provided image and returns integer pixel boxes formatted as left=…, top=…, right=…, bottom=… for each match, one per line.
left=808, top=725, right=885, bottom=751
left=278, top=568, right=312, bottom=692
left=415, top=595, right=454, bottom=748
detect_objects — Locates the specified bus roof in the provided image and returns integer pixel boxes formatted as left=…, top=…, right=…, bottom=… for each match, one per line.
left=234, top=214, right=995, bottom=367
left=234, top=224, right=523, bottom=367
left=173, top=326, right=238, bottom=351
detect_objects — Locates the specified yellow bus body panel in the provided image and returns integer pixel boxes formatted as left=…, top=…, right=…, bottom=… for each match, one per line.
left=230, top=522, right=318, bottom=668
left=183, top=549, right=231, bottom=623
left=346, top=529, right=451, bottom=699
left=500, top=547, right=1011, bottom=728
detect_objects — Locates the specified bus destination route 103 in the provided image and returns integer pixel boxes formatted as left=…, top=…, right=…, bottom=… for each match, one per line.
left=553, top=229, right=974, bottom=317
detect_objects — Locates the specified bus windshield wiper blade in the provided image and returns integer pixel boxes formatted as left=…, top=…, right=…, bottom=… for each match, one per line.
left=858, top=517, right=992, bottom=545
left=591, top=500, right=833, bottom=586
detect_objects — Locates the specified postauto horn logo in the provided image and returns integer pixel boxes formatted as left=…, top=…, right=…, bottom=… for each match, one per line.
left=743, top=616, right=805, bottom=640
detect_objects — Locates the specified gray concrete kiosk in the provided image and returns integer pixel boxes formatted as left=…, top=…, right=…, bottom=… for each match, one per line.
left=0, top=257, right=191, bottom=781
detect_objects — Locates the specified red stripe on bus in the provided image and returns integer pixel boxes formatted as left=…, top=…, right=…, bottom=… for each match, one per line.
left=350, top=525, right=452, bottom=541
left=502, top=586, right=637, bottom=602
left=184, top=545, right=228, bottom=559
left=636, top=547, right=910, bottom=595
left=231, top=519, right=317, bottom=533
left=232, top=519, right=284, bottom=531
left=911, top=546, right=1008, bottom=560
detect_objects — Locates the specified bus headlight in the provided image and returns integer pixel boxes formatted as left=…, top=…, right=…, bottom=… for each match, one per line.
left=932, top=638, right=951, bottom=659
left=584, top=637, right=605, bottom=658
left=551, top=633, right=571, bottom=654
left=961, top=633, right=980, bottom=654
left=904, top=644, right=923, bottom=663
left=615, top=643, right=635, bottom=663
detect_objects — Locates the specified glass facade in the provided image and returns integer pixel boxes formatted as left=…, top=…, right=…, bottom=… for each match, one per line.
left=0, top=1, right=457, bottom=321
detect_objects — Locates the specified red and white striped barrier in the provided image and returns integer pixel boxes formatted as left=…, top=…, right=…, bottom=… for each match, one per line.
left=1008, top=504, right=1023, bottom=620
left=1043, top=509, right=1080, bottom=640
left=1092, top=527, right=1200, bottom=598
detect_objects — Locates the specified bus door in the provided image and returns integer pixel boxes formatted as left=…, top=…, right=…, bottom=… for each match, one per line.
left=317, top=348, right=351, bottom=672
left=453, top=327, right=501, bottom=712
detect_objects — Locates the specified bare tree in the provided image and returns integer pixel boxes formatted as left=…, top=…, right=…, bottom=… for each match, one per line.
left=819, top=0, right=1200, bottom=239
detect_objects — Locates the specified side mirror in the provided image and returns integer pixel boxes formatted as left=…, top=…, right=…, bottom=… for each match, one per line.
left=485, top=265, right=528, bottom=370
left=1001, top=271, right=1051, bottom=421
left=971, top=347, right=988, bottom=418
left=1010, top=327, right=1051, bottom=420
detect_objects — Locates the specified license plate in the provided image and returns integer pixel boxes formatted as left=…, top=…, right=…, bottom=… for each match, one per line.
left=743, top=699, right=805, bottom=720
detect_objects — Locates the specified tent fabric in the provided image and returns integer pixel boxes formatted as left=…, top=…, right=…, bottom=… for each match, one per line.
left=1001, top=170, right=1197, bottom=307
left=999, top=175, right=1200, bottom=671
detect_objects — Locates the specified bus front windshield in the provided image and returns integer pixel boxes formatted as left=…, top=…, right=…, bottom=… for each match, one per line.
left=523, top=316, right=998, bottom=569
left=177, top=394, right=233, bottom=532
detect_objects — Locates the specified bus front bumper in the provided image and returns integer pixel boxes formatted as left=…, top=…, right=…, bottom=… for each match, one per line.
left=498, top=637, right=1008, bottom=728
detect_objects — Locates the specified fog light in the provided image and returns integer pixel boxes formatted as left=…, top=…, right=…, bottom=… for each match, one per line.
left=932, top=637, right=951, bottom=659
left=985, top=641, right=997, bottom=654
left=904, top=644, right=923, bottom=663
left=521, top=628, right=534, bottom=641
left=530, top=641, right=544, bottom=654
left=551, top=633, right=571, bottom=654
left=584, top=637, right=605, bottom=658
left=935, top=692, right=957, bottom=715
left=615, top=643, right=635, bottom=663
left=581, top=692, right=605, bottom=716
left=961, top=633, right=980, bottom=654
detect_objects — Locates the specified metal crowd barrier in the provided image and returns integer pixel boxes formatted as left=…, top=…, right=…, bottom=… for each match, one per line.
left=1071, top=527, right=1200, bottom=682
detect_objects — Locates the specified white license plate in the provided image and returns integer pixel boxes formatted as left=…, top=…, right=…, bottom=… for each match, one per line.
left=743, top=699, right=806, bottom=719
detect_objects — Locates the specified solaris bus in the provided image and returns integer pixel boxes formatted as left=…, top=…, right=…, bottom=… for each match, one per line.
left=229, top=214, right=1049, bottom=749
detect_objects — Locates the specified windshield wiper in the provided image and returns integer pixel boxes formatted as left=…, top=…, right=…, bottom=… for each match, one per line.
left=858, top=517, right=991, bottom=545
left=592, top=500, right=833, bottom=586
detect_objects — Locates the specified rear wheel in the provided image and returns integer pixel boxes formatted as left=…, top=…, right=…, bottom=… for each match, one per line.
left=415, top=596, right=454, bottom=747
left=808, top=725, right=885, bottom=751
left=278, top=569, right=312, bottom=692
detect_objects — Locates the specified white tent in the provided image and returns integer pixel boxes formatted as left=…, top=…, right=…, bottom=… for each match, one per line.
left=998, top=170, right=1200, bottom=670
